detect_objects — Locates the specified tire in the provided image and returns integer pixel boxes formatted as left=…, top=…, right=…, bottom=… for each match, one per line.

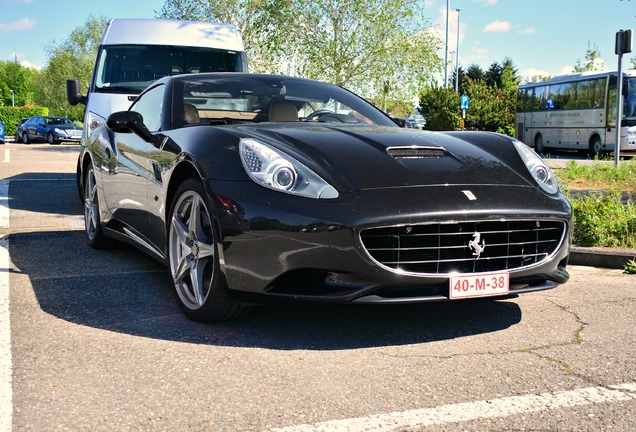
left=15, top=134, right=21, bottom=143
left=168, top=178, right=246, bottom=322
left=534, top=134, right=545, bottom=155
left=83, top=164, right=111, bottom=249
left=22, top=132, right=29, bottom=145
left=47, top=132, right=56, bottom=145
left=588, top=136, right=602, bottom=158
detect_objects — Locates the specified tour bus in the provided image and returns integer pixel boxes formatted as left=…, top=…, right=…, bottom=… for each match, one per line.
left=515, top=70, right=636, bottom=157
left=67, top=18, right=247, bottom=141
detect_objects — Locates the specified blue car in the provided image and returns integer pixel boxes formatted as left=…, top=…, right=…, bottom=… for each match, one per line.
left=21, top=116, right=82, bottom=144
left=0, top=120, right=5, bottom=144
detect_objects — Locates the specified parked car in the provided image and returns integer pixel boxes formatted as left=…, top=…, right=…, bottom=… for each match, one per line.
left=21, top=116, right=82, bottom=144
left=0, top=120, right=4, bottom=144
left=77, top=73, right=572, bottom=322
left=14, top=118, right=30, bottom=143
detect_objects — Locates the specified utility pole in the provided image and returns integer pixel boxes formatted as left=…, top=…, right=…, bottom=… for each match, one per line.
left=615, top=29, right=632, bottom=167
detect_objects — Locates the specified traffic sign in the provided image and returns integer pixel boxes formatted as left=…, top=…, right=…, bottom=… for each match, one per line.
left=460, top=95, right=469, bottom=110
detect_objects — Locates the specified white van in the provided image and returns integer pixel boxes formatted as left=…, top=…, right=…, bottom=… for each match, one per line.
left=67, top=18, right=247, bottom=135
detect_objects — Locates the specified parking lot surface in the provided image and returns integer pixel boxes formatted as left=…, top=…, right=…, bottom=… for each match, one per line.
left=1, top=144, right=635, bottom=431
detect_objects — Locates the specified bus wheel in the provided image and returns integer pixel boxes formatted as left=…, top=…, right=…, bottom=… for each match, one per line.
left=534, top=135, right=545, bottom=155
left=588, top=137, right=602, bottom=158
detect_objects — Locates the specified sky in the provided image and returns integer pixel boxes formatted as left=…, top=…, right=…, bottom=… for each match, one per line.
left=1, top=0, right=635, bottom=82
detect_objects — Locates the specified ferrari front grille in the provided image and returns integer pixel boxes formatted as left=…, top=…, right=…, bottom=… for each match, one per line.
left=360, top=220, right=566, bottom=274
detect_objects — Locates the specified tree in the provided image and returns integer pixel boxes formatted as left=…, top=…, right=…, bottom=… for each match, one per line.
left=34, top=15, right=107, bottom=120
left=0, top=61, right=36, bottom=107
left=157, top=0, right=283, bottom=73
left=573, top=41, right=606, bottom=72
left=158, top=0, right=441, bottom=102
left=419, top=86, right=461, bottom=131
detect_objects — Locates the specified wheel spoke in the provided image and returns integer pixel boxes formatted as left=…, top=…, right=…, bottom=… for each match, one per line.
left=190, top=258, right=206, bottom=306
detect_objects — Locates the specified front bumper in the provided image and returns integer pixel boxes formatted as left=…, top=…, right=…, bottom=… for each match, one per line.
left=210, top=180, right=572, bottom=304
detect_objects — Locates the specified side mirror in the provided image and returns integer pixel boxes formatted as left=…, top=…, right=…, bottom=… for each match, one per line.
left=66, top=79, right=87, bottom=106
left=107, top=111, right=154, bottom=143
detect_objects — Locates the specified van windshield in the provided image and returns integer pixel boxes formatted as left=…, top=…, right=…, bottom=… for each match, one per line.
left=94, top=45, right=245, bottom=93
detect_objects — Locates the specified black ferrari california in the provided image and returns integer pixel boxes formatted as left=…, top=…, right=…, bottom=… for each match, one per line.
left=77, top=73, right=572, bottom=322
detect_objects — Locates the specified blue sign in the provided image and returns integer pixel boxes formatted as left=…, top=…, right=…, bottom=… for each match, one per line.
left=460, top=95, right=470, bottom=110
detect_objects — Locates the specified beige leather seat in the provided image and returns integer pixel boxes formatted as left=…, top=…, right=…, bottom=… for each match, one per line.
left=268, top=103, right=298, bottom=122
left=184, top=104, right=200, bottom=124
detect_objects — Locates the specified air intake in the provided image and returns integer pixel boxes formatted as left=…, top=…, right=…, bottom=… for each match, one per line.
left=386, top=146, right=446, bottom=158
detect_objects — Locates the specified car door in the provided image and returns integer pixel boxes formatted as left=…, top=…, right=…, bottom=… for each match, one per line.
left=101, top=84, right=167, bottom=246
left=25, top=117, right=41, bottom=140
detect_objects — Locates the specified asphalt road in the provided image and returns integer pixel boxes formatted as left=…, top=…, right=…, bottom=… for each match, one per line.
left=1, top=143, right=635, bottom=431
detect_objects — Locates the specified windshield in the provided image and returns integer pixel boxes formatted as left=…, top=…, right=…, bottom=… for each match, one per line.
left=174, top=74, right=398, bottom=127
left=95, top=45, right=244, bottom=93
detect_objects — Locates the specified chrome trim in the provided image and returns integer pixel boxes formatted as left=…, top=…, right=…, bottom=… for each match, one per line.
left=359, top=219, right=568, bottom=277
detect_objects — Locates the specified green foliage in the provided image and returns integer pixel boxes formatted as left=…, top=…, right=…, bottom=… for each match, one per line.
left=33, top=14, right=107, bottom=120
left=0, top=60, right=37, bottom=107
left=573, top=41, right=605, bottom=72
left=0, top=106, right=48, bottom=135
left=158, top=0, right=441, bottom=101
left=422, top=58, right=519, bottom=135
left=625, top=259, right=636, bottom=274
left=418, top=86, right=461, bottom=130
left=570, top=190, right=636, bottom=249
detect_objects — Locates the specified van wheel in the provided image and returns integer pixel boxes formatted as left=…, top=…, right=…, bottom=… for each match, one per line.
left=588, top=137, right=602, bottom=158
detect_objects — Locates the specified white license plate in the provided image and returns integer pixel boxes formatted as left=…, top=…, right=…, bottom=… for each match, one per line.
left=449, top=271, right=509, bottom=300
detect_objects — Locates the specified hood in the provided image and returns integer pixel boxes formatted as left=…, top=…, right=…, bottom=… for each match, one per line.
left=235, top=124, right=535, bottom=192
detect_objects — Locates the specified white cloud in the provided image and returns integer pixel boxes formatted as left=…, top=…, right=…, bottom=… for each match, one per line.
left=518, top=27, right=536, bottom=35
left=0, top=18, right=36, bottom=32
left=483, top=20, right=511, bottom=32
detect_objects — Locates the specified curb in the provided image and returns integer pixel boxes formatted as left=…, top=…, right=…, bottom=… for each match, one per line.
left=569, top=246, right=636, bottom=269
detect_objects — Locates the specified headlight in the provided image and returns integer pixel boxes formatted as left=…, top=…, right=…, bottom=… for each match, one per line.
left=513, top=140, right=558, bottom=194
left=54, top=128, right=67, bottom=136
left=239, top=138, right=339, bottom=199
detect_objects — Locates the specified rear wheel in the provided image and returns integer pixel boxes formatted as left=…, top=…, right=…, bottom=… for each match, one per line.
left=168, top=178, right=246, bottom=322
left=588, top=136, right=602, bottom=158
left=84, top=164, right=111, bottom=249
left=534, top=134, right=545, bottom=155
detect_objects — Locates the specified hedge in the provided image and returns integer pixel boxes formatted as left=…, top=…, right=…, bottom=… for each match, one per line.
left=0, top=106, right=49, bottom=137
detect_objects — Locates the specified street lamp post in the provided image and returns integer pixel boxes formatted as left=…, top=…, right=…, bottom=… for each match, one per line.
left=455, top=8, right=461, bottom=93
left=444, top=0, right=450, bottom=88
left=9, top=89, right=14, bottom=107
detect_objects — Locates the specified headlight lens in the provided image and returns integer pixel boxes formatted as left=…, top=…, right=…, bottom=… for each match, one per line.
left=54, top=128, right=66, bottom=135
left=239, top=138, right=339, bottom=199
left=513, top=140, right=558, bottom=194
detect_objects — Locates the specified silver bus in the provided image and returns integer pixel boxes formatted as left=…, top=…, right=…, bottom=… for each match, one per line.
left=515, top=70, right=636, bottom=157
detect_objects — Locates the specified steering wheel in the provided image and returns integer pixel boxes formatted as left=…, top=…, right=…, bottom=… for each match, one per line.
left=306, top=109, right=335, bottom=121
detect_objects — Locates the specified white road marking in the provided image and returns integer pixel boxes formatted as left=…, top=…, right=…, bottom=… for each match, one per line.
left=2, top=148, right=8, bottom=163
left=0, top=181, right=8, bottom=229
left=0, top=234, right=11, bottom=432
left=270, top=383, right=636, bottom=432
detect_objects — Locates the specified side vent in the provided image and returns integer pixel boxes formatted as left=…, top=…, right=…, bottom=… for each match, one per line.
left=387, top=146, right=446, bottom=159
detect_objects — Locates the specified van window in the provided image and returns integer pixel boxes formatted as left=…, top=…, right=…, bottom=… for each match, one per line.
left=95, top=45, right=244, bottom=93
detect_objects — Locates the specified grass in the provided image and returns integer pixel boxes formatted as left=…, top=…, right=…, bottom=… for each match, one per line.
left=552, top=159, right=636, bottom=251
left=554, top=159, right=636, bottom=191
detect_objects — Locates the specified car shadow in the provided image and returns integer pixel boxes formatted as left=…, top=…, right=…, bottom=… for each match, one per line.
left=4, top=172, right=80, bottom=216
left=7, top=229, right=523, bottom=351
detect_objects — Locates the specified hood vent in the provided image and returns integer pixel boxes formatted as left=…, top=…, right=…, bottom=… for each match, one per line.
left=387, top=146, right=446, bottom=159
